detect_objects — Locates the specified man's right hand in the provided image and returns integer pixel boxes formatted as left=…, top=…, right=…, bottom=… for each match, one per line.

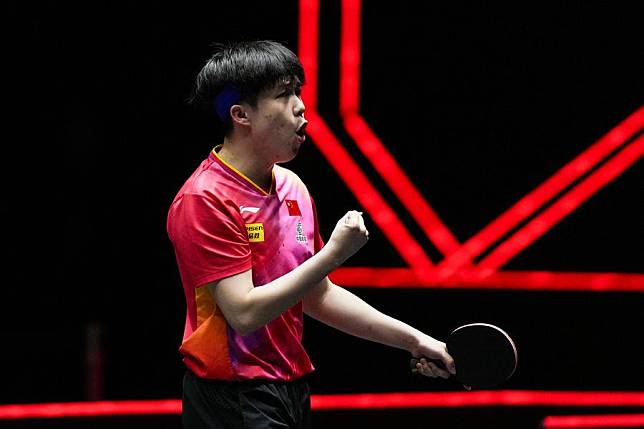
left=325, top=210, right=369, bottom=266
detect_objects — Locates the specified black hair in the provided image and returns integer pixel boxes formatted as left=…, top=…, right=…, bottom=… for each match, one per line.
left=188, top=40, right=305, bottom=134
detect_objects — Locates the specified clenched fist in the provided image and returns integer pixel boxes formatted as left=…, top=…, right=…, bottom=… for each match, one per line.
left=325, top=210, right=369, bottom=266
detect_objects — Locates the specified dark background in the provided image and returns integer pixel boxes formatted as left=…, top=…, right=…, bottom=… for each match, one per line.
left=3, top=0, right=643, bottom=425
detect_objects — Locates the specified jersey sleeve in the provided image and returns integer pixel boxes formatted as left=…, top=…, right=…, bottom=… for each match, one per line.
left=170, top=192, right=252, bottom=288
left=310, top=194, right=325, bottom=254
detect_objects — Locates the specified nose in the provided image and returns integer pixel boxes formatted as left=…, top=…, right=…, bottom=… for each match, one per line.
left=293, top=96, right=306, bottom=118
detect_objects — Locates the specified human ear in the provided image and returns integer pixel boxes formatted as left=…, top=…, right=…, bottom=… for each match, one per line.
left=230, top=104, right=251, bottom=127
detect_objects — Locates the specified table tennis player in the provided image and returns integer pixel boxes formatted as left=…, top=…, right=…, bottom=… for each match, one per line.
left=167, top=40, right=454, bottom=429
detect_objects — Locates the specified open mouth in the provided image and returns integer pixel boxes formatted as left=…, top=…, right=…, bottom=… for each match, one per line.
left=295, top=121, right=308, bottom=138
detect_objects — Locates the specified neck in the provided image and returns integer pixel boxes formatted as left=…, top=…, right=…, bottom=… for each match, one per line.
left=217, top=135, right=274, bottom=194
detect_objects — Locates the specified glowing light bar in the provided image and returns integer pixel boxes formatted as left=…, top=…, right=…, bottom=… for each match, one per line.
left=298, top=0, right=433, bottom=270
left=0, top=400, right=181, bottom=420
left=543, top=413, right=644, bottom=428
left=298, top=0, right=319, bottom=110
left=437, top=107, right=644, bottom=279
left=339, top=0, right=361, bottom=115
left=2, top=392, right=644, bottom=420
left=330, top=267, right=644, bottom=291
left=311, top=390, right=644, bottom=410
left=340, top=0, right=462, bottom=257
left=305, top=114, right=434, bottom=270
left=478, top=135, right=644, bottom=273
left=343, top=114, right=463, bottom=257
left=300, top=0, right=643, bottom=291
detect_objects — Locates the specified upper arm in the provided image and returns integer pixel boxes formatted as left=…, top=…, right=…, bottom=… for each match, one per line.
left=205, top=269, right=254, bottom=334
left=169, top=193, right=252, bottom=289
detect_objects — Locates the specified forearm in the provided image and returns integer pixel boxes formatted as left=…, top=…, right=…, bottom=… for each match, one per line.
left=212, top=210, right=368, bottom=335
left=304, top=280, right=425, bottom=353
left=236, top=246, right=342, bottom=334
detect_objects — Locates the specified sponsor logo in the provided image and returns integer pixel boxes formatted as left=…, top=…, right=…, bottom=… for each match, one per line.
left=246, top=223, right=265, bottom=242
left=240, top=206, right=260, bottom=214
left=295, top=221, right=307, bottom=243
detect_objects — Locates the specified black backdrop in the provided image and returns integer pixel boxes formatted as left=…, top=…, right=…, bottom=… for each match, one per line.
left=3, top=0, right=642, bottom=406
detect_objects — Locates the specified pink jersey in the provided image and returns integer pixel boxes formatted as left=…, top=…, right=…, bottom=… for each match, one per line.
left=167, top=145, right=324, bottom=381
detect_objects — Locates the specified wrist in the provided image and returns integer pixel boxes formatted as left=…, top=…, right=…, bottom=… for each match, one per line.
left=318, top=243, right=343, bottom=271
left=404, top=330, right=425, bottom=356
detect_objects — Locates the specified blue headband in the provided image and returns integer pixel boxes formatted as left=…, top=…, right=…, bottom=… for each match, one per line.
left=213, top=86, right=241, bottom=121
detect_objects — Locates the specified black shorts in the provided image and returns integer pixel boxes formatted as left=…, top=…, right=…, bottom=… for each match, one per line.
left=182, top=370, right=312, bottom=429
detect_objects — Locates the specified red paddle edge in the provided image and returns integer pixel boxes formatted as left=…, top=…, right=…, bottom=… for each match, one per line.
left=449, top=323, right=518, bottom=380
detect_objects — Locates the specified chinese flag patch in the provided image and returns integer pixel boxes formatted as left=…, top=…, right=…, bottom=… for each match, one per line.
left=285, top=200, right=302, bottom=216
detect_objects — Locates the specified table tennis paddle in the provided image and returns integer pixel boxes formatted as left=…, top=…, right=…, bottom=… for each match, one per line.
left=411, top=322, right=517, bottom=389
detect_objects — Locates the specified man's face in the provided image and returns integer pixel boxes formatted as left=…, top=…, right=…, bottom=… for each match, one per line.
left=246, top=79, right=307, bottom=164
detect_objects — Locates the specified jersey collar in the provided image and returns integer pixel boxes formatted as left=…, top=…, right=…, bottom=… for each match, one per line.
left=209, top=145, right=275, bottom=196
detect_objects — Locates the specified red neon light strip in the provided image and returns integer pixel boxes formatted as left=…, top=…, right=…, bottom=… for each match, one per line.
left=299, top=0, right=433, bottom=270
left=2, top=391, right=644, bottom=419
left=330, top=267, right=644, bottom=291
left=340, top=0, right=462, bottom=257
left=343, top=115, right=462, bottom=256
left=437, top=107, right=644, bottom=279
left=298, top=0, right=319, bottom=110
left=311, top=390, right=644, bottom=410
left=339, top=0, right=360, bottom=115
left=0, top=400, right=181, bottom=419
left=478, top=135, right=644, bottom=273
left=543, top=413, right=644, bottom=428
left=301, top=0, right=643, bottom=290
left=306, top=113, right=433, bottom=270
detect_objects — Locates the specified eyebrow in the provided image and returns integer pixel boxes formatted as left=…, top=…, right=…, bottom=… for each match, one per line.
left=274, top=81, right=296, bottom=94
left=283, top=77, right=302, bottom=87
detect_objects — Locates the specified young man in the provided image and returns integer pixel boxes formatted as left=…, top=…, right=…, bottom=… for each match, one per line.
left=167, top=41, right=455, bottom=428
